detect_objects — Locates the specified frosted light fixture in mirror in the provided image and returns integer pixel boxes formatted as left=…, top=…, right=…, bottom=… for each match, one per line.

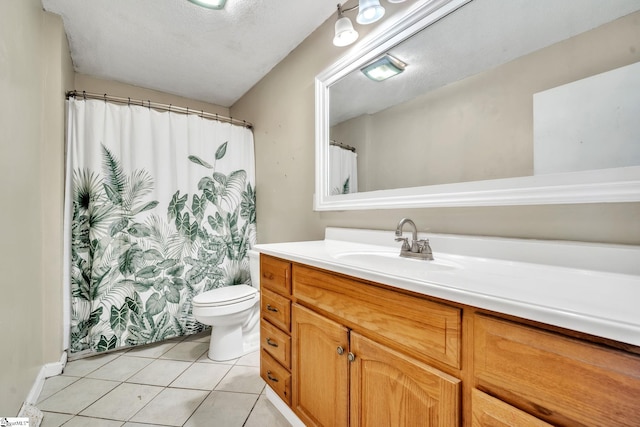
left=314, top=0, right=640, bottom=211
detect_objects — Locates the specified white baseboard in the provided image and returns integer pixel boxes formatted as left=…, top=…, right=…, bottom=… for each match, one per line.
left=265, top=386, right=305, bottom=427
left=20, top=351, right=68, bottom=411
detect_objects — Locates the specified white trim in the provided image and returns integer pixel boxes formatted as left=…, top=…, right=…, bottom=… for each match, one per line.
left=62, top=100, right=73, bottom=350
left=265, top=386, right=305, bottom=427
left=314, top=0, right=640, bottom=211
left=314, top=166, right=640, bottom=210
left=20, top=352, right=68, bottom=411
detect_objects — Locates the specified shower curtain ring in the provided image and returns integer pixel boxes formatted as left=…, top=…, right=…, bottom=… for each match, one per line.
left=82, top=91, right=86, bottom=100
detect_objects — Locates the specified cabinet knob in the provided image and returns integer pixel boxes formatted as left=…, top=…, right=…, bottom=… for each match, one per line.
left=266, top=304, right=279, bottom=312
left=348, top=352, right=356, bottom=362
left=337, top=346, right=345, bottom=355
left=266, top=337, right=279, bottom=347
left=266, top=370, right=279, bottom=382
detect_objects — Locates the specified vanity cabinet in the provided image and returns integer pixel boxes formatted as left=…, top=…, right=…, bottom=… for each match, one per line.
left=292, top=264, right=461, bottom=427
left=259, top=255, right=293, bottom=405
left=260, top=254, right=640, bottom=426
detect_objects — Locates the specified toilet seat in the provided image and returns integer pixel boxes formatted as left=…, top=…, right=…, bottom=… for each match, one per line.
left=193, top=284, right=258, bottom=308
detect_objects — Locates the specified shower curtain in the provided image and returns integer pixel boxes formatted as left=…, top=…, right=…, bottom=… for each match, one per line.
left=329, top=145, right=358, bottom=195
left=64, top=98, right=256, bottom=355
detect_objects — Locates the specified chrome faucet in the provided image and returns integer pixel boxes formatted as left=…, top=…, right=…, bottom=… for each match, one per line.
left=395, top=218, right=434, bottom=260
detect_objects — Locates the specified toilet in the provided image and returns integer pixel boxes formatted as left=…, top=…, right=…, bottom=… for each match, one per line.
left=192, top=250, right=261, bottom=361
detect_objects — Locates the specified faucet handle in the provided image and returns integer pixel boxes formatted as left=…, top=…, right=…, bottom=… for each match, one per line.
left=416, top=239, right=434, bottom=260
left=395, top=237, right=410, bottom=251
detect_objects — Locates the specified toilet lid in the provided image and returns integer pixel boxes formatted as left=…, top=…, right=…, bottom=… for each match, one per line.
left=192, top=284, right=258, bottom=307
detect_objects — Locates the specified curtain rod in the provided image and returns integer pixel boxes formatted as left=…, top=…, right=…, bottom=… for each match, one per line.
left=330, top=139, right=356, bottom=153
left=66, top=90, right=253, bottom=129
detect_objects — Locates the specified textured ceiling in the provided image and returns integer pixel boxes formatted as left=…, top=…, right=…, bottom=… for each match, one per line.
left=41, top=0, right=339, bottom=107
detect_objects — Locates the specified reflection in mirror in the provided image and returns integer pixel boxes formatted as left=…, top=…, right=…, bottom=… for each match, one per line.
left=533, top=61, right=640, bottom=175
left=317, top=0, right=640, bottom=210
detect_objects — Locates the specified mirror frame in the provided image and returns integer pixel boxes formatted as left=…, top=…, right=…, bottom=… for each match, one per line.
left=314, top=0, right=640, bottom=211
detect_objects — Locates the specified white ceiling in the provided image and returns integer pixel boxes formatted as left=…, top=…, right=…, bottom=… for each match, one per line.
left=41, top=0, right=339, bottom=107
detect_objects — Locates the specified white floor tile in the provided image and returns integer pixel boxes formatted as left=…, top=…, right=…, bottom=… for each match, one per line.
left=86, top=355, right=154, bottom=382
left=129, top=388, right=208, bottom=426
left=63, top=416, right=124, bottom=427
left=236, top=350, right=260, bottom=367
left=80, top=382, right=163, bottom=421
left=62, top=353, right=120, bottom=377
left=38, top=375, right=79, bottom=403
left=38, top=336, right=281, bottom=426
left=182, top=330, right=211, bottom=342
left=126, top=341, right=179, bottom=359
left=40, top=411, right=73, bottom=427
left=196, top=352, right=236, bottom=364
left=215, top=365, right=264, bottom=394
left=126, top=359, right=192, bottom=386
left=159, top=341, right=208, bottom=362
left=123, top=423, right=170, bottom=427
left=244, top=395, right=292, bottom=427
left=184, top=391, right=258, bottom=427
left=38, top=378, right=119, bottom=414
left=170, top=362, right=232, bottom=390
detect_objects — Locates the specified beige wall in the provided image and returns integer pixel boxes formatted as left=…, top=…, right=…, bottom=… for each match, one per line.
left=232, top=6, right=640, bottom=245
left=75, top=74, right=230, bottom=117
left=0, top=0, right=73, bottom=414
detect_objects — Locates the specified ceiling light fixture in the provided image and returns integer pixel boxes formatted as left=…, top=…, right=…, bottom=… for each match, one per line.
left=187, top=0, right=227, bottom=10
left=333, top=0, right=406, bottom=47
left=361, top=54, right=407, bottom=81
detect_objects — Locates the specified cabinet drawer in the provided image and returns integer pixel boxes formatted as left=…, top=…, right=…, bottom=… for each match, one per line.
left=293, top=265, right=461, bottom=368
left=260, top=320, right=291, bottom=369
left=261, top=255, right=291, bottom=296
left=261, top=350, right=291, bottom=406
left=474, top=314, right=640, bottom=426
left=472, top=389, right=552, bottom=427
left=261, top=288, right=291, bottom=332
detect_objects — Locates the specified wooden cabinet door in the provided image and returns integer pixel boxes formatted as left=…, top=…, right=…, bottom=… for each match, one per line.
left=292, top=304, right=349, bottom=427
left=350, top=332, right=460, bottom=427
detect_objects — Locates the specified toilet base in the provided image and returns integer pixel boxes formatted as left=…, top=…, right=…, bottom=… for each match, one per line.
left=206, top=323, right=260, bottom=362
left=207, top=325, right=242, bottom=361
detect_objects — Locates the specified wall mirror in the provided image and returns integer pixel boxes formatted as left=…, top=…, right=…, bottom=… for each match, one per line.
left=314, top=0, right=640, bottom=211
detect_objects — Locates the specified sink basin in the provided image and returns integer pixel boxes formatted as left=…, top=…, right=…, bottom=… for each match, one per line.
left=332, top=250, right=461, bottom=276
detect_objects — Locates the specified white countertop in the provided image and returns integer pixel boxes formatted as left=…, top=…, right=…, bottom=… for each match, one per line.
left=255, top=228, right=640, bottom=346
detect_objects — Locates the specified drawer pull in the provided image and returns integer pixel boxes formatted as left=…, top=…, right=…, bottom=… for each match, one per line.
left=267, top=370, right=279, bottom=382
left=337, top=346, right=345, bottom=355
left=266, top=304, right=279, bottom=313
left=348, top=352, right=356, bottom=362
left=266, top=337, right=279, bottom=347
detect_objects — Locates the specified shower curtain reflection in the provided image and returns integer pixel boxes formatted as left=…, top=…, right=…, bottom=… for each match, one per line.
left=64, top=98, right=256, bottom=356
left=329, top=143, right=358, bottom=195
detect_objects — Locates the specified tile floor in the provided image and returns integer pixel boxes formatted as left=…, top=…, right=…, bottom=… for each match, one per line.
left=37, top=332, right=291, bottom=427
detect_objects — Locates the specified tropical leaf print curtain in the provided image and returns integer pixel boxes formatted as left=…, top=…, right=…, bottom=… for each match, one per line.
left=65, top=98, right=256, bottom=355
